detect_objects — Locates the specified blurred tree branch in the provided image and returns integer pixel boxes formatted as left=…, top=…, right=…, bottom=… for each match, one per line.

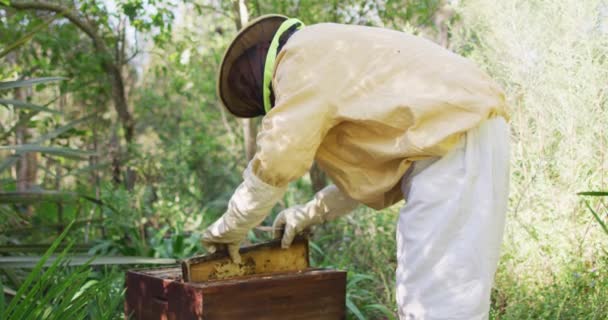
left=8, top=0, right=138, bottom=187
left=8, top=0, right=135, bottom=145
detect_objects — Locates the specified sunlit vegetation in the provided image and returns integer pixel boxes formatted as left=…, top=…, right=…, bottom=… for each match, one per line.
left=1, top=0, right=607, bottom=319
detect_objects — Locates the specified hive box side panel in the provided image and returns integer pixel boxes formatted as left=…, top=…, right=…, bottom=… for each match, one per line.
left=126, top=268, right=346, bottom=320
left=200, top=270, right=347, bottom=320
left=125, top=269, right=203, bottom=320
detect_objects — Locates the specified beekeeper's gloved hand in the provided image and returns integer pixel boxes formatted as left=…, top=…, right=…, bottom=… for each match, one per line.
left=273, top=185, right=359, bottom=248
left=202, top=163, right=287, bottom=263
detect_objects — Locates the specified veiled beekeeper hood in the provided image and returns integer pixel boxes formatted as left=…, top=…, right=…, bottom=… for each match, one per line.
left=217, top=14, right=303, bottom=118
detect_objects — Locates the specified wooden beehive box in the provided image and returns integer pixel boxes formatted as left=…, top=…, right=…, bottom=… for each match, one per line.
left=125, top=238, right=347, bottom=320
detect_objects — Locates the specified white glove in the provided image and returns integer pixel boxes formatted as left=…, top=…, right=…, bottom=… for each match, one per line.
left=202, top=163, right=287, bottom=263
left=272, top=185, right=359, bottom=248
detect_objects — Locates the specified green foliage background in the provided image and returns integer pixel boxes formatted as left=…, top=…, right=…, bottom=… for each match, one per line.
left=1, top=0, right=607, bottom=319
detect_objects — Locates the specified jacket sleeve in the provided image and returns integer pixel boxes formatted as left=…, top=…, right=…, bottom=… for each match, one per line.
left=250, top=79, right=335, bottom=188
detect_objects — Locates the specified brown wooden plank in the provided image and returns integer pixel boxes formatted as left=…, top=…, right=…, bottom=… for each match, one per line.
left=125, top=267, right=346, bottom=320
left=181, top=237, right=309, bottom=282
left=200, top=269, right=346, bottom=320
left=125, top=268, right=203, bottom=320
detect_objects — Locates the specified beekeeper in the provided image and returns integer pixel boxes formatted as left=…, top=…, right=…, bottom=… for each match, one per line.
left=201, top=15, right=510, bottom=320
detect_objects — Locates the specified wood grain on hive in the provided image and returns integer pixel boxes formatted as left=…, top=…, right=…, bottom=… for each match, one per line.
left=125, top=238, right=347, bottom=320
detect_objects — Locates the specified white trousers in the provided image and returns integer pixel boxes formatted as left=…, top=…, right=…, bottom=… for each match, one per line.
left=396, top=117, right=510, bottom=320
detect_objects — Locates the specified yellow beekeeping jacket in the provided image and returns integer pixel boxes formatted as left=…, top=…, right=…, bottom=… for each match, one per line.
left=250, top=23, right=508, bottom=210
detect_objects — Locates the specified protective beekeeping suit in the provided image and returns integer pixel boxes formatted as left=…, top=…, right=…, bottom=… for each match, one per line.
left=202, top=15, right=510, bottom=320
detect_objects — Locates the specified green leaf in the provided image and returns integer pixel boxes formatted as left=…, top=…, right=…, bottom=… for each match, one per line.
left=0, top=191, right=79, bottom=204
left=0, top=278, right=4, bottom=316
left=0, top=267, right=20, bottom=289
left=10, top=241, right=77, bottom=319
left=363, top=304, right=395, bottom=319
left=173, top=234, right=184, bottom=255
left=0, top=243, right=92, bottom=254
left=346, top=297, right=366, bottom=320
left=0, top=156, right=19, bottom=175
left=0, top=17, right=56, bottom=59
left=0, top=221, right=120, bottom=319
left=0, top=115, right=97, bottom=173
left=0, top=145, right=96, bottom=159
left=4, top=221, right=74, bottom=315
left=32, top=114, right=96, bottom=144
left=0, top=110, right=38, bottom=143
left=0, top=99, right=63, bottom=115
left=0, top=255, right=176, bottom=268
left=584, top=201, right=608, bottom=236
left=61, top=162, right=110, bottom=178
left=0, top=219, right=103, bottom=237
left=0, top=77, right=67, bottom=91
left=33, top=259, right=90, bottom=318
left=578, top=191, right=608, bottom=197
left=104, top=292, right=125, bottom=319
left=0, top=192, right=115, bottom=216
left=347, top=273, right=375, bottom=288
left=309, top=240, right=325, bottom=256
left=2, top=286, right=16, bottom=298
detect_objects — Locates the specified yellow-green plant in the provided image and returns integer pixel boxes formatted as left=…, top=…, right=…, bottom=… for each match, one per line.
left=579, top=191, right=608, bottom=237
left=0, top=222, right=123, bottom=319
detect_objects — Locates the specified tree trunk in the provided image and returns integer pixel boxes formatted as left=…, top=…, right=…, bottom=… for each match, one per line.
left=13, top=79, right=37, bottom=217
left=242, top=118, right=257, bottom=161
left=106, top=62, right=135, bottom=143
left=14, top=90, right=28, bottom=192
left=7, top=61, right=37, bottom=193
left=432, top=2, right=457, bottom=49
left=5, top=9, right=37, bottom=218
left=232, top=0, right=258, bottom=162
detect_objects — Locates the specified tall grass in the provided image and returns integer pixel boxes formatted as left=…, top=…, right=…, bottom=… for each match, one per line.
left=0, top=222, right=125, bottom=319
left=453, top=0, right=608, bottom=318
left=312, top=1, right=608, bottom=318
left=454, top=0, right=608, bottom=278
left=309, top=205, right=400, bottom=319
